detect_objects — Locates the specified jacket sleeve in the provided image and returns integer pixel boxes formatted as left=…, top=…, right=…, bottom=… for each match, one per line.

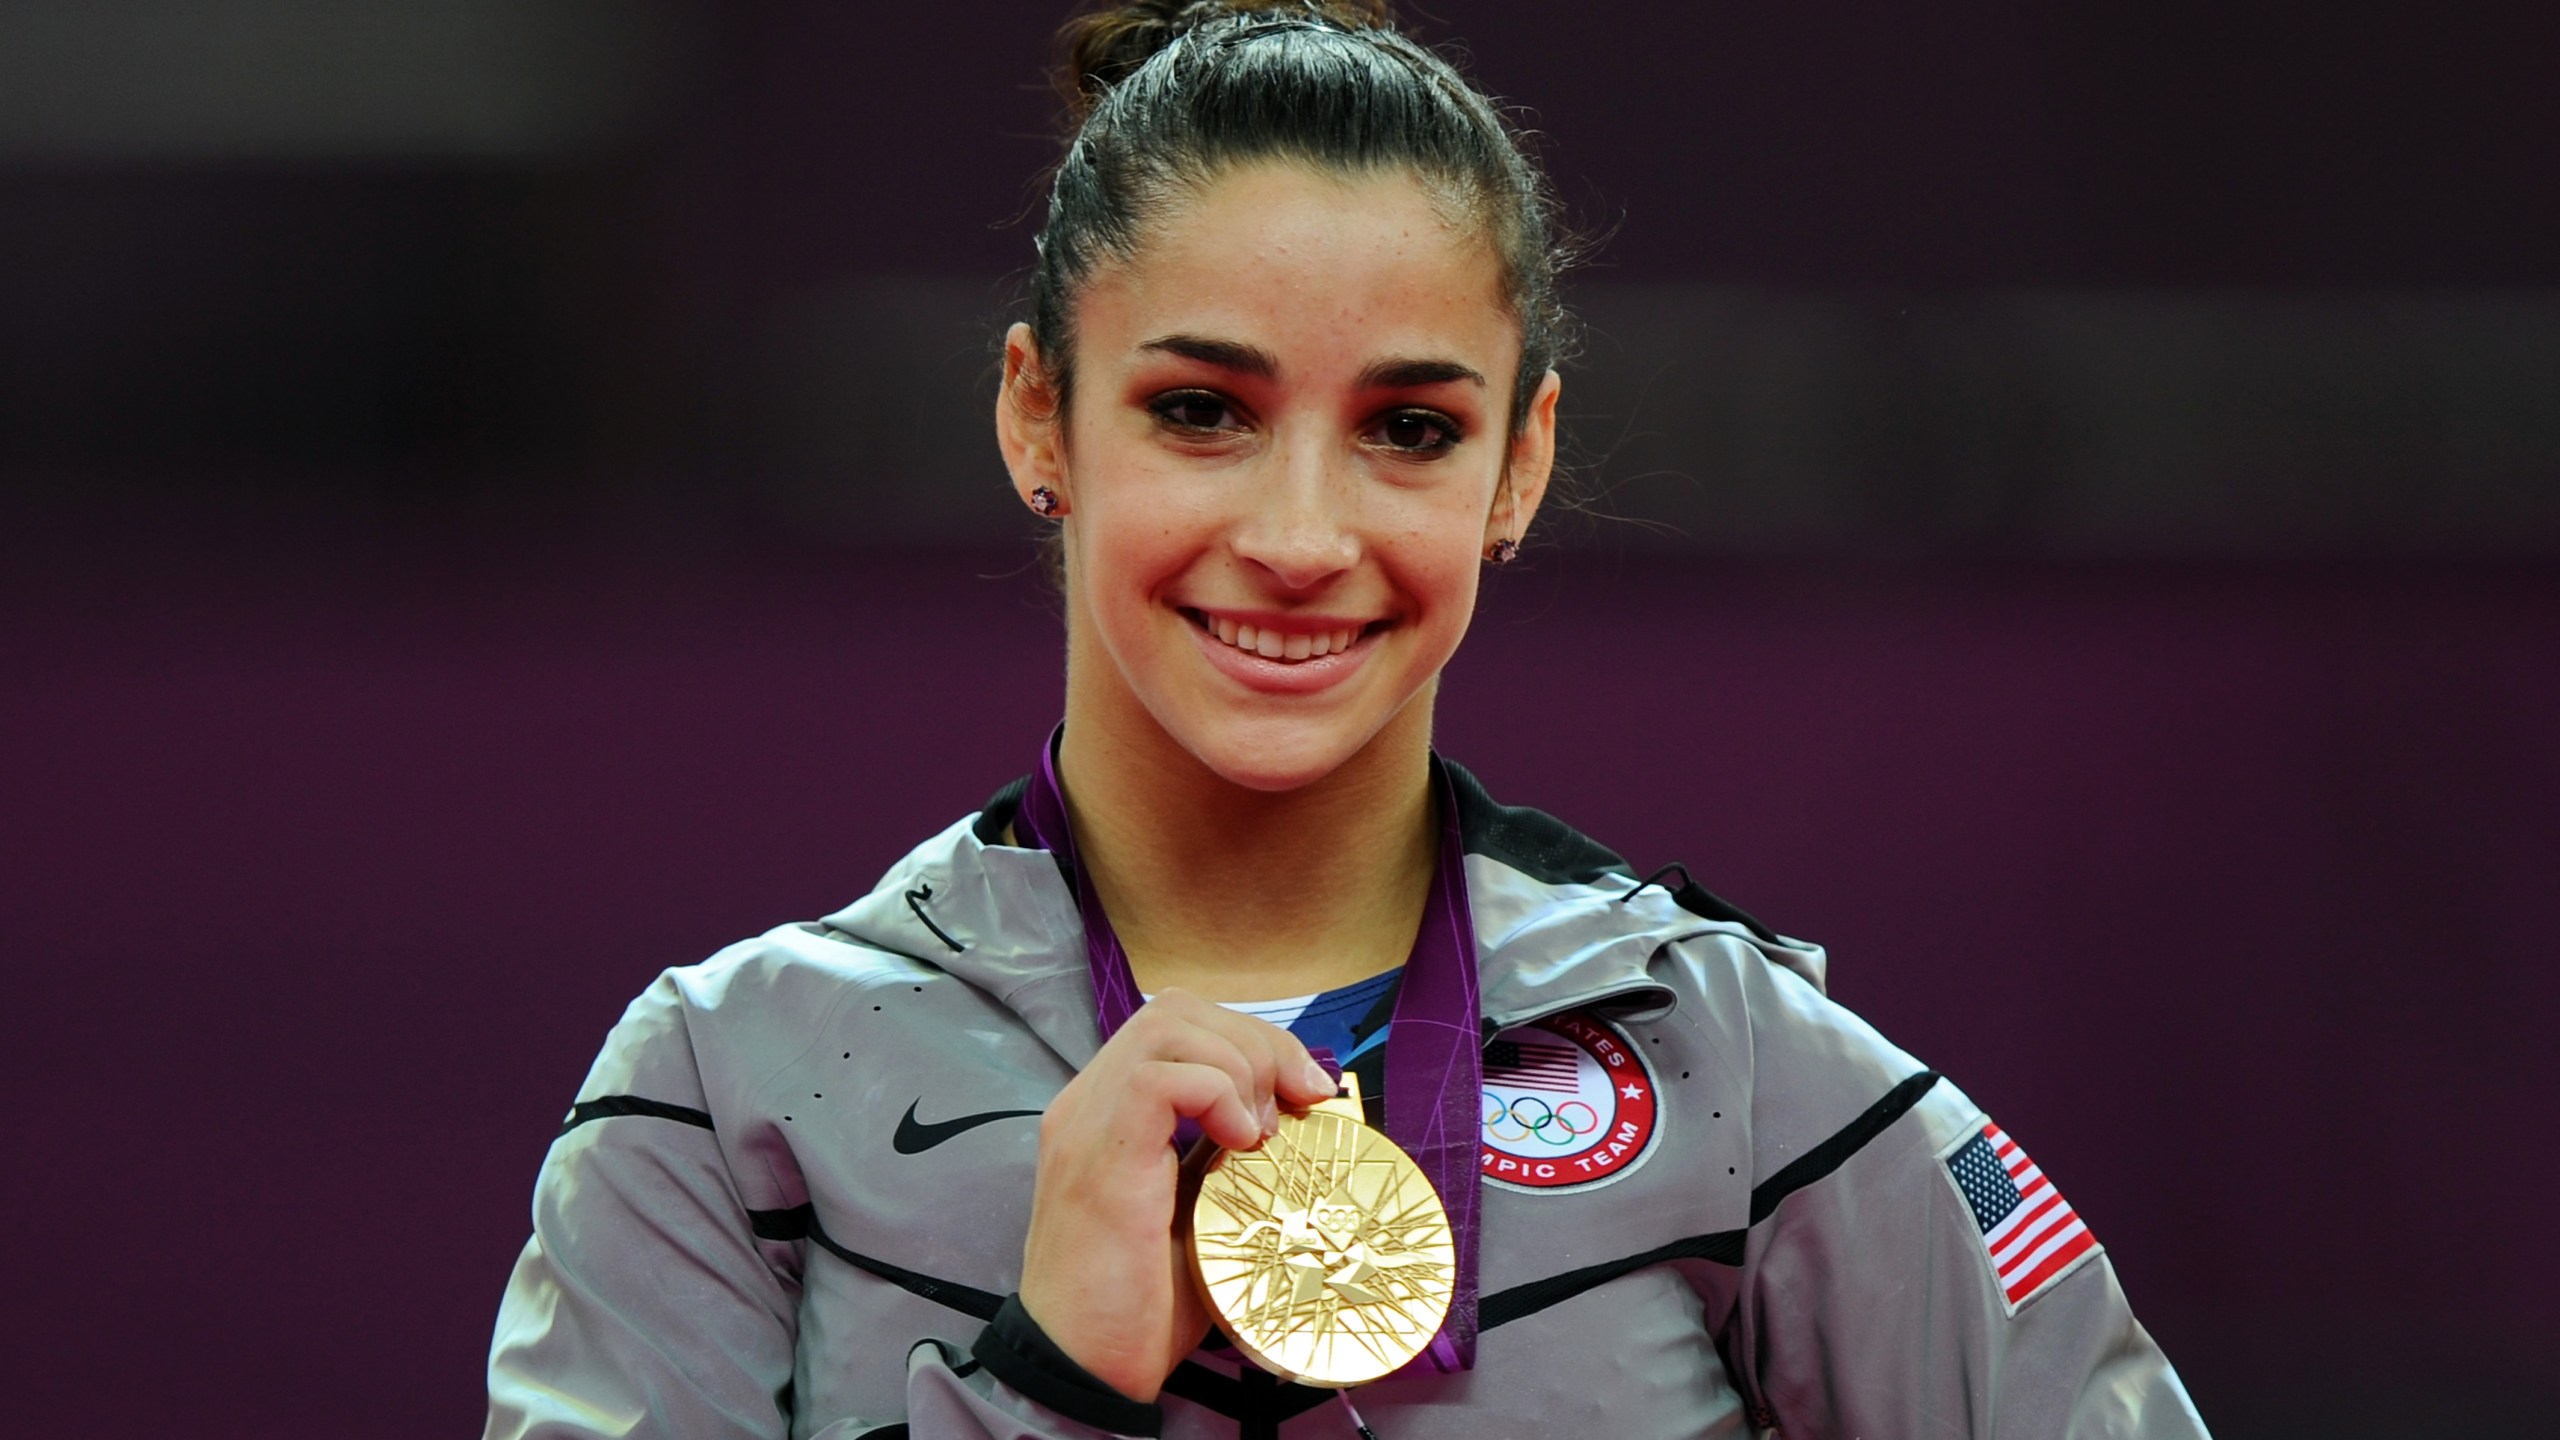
left=484, top=972, right=806, bottom=1439
left=1718, top=945, right=2211, bottom=1439
left=485, top=966, right=1155, bottom=1440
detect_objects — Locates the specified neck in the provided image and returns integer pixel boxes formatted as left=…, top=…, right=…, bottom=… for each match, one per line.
left=1053, top=692, right=1440, bottom=1005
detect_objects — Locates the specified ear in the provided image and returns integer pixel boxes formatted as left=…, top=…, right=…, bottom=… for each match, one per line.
left=1489, top=368, right=1562, bottom=546
left=996, top=322, right=1068, bottom=511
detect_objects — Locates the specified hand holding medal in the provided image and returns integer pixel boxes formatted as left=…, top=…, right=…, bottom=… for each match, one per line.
left=1017, top=991, right=1341, bottom=1402
left=1015, top=731, right=1487, bottom=1406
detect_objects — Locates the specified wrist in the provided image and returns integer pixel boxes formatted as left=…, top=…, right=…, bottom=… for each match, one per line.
left=972, top=1293, right=1166, bottom=1436
left=1013, top=1273, right=1161, bottom=1401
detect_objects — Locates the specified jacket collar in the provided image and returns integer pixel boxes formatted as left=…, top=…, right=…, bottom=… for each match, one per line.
left=814, top=762, right=1792, bottom=1070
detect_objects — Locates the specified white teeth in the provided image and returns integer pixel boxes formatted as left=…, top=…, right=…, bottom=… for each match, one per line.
left=1201, top=617, right=1367, bottom=662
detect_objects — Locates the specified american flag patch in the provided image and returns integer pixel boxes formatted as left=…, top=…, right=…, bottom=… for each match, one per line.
left=1483, top=1039, right=1581, bottom=1094
left=1946, top=1121, right=2098, bottom=1309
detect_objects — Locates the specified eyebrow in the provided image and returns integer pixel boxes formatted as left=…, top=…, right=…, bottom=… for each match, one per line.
left=1138, top=334, right=1487, bottom=393
left=1139, top=334, right=1279, bottom=379
left=1355, top=357, right=1487, bottom=391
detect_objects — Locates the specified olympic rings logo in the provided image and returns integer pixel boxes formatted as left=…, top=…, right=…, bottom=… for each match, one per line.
left=1480, top=1091, right=1601, bottom=1144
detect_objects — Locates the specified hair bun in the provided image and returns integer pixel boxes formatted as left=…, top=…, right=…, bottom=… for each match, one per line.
left=1055, top=1, right=1394, bottom=117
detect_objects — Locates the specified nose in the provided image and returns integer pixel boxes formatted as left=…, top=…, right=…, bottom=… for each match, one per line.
left=1231, top=426, right=1358, bottom=590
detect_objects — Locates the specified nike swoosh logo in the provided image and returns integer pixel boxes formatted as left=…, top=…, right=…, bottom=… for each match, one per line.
left=893, top=1099, right=1043, bottom=1155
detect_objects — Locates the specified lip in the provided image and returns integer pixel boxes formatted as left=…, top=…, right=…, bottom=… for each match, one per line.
left=1179, top=605, right=1385, bottom=695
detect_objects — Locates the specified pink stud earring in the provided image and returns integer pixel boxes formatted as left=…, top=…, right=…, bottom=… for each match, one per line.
left=1486, top=537, right=1520, bottom=566
left=1028, top=485, right=1061, bottom=517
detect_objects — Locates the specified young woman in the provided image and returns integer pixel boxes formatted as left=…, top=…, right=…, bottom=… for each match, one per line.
left=486, top=5, right=2208, bottom=1436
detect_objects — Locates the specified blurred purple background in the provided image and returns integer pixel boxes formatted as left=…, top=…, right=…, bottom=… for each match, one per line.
left=5, top=3, right=2558, bottom=1435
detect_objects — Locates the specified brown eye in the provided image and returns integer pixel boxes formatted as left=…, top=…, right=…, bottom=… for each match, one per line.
left=1373, top=409, right=1460, bottom=455
left=1150, top=390, right=1239, bottom=432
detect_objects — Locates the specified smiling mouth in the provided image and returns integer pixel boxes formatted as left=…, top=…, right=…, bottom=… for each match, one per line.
left=1182, top=609, right=1382, bottom=663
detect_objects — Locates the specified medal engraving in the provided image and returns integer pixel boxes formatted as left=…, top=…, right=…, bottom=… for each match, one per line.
left=1187, top=1075, right=1456, bottom=1387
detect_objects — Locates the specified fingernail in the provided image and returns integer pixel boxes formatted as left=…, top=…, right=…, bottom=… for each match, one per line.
left=1303, top=1060, right=1332, bottom=1093
left=1260, top=1099, right=1278, bottom=1136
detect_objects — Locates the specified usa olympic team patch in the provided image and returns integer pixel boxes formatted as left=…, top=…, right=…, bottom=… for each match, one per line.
left=1479, top=1012, right=1660, bottom=1190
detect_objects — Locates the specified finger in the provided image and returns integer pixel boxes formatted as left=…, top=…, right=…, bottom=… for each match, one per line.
left=1127, top=1059, right=1265, bottom=1152
left=1117, top=1009, right=1272, bottom=1128
left=1149, top=991, right=1332, bottom=1109
left=1272, top=1032, right=1338, bottom=1107
left=1210, top=1008, right=1334, bottom=1108
left=1137, top=988, right=1274, bottom=1083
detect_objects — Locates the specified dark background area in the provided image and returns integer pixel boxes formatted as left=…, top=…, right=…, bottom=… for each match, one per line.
left=4, top=3, right=2556, bottom=1435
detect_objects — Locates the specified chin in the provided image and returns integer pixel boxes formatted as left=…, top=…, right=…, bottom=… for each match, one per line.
left=1187, top=734, right=1357, bottom=794
left=1168, top=713, right=1379, bottom=795
left=1172, top=688, right=1435, bottom=796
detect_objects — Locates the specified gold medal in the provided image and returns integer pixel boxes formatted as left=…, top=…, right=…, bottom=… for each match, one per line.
left=1183, top=1073, right=1457, bottom=1387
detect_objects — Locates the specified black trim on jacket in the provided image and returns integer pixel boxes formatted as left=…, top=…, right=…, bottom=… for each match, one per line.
left=558, top=1095, right=715, bottom=1136
left=972, top=1294, right=1165, bottom=1438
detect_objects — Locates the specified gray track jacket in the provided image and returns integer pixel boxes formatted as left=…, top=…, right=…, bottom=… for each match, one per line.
left=486, top=767, right=2207, bottom=1439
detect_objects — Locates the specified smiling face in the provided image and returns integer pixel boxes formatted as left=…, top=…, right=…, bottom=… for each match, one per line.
left=999, top=161, right=1559, bottom=793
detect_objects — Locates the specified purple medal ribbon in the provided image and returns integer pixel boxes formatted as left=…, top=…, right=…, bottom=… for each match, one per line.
left=1011, top=725, right=1482, bottom=1374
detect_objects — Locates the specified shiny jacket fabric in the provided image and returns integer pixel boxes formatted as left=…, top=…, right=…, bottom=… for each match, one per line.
left=486, top=766, right=2208, bottom=1439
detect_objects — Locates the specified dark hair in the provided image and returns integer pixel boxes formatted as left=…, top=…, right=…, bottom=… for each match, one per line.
left=1027, top=0, right=1575, bottom=433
